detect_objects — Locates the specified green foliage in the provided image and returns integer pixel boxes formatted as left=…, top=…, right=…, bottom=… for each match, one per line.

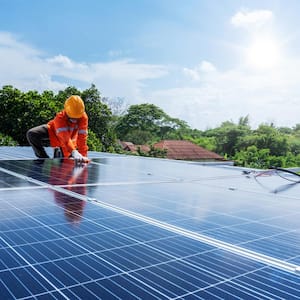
left=205, top=119, right=251, bottom=156
left=236, top=124, right=289, bottom=157
left=2, top=84, right=300, bottom=168
left=208, top=120, right=300, bottom=168
left=278, top=126, right=293, bottom=135
left=293, top=123, right=300, bottom=133
left=136, top=145, right=167, bottom=158
left=102, top=96, right=128, bottom=116
left=81, top=84, right=114, bottom=151
left=87, top=130, right=103, bottom=152
left=115, top=103, right=190, bottom=144
left=185, top=136, right=216, bottom=152
left=54, top=86, right=81, bottom=107
left=287, top=136, right=300, bottom=155
left=0, top=84, right=115, bottom=151
left=233, top=146, right=300, bottom=169
left=0, top=86, right=59, bottom=145
left=234, top=146, right=270, bottom=168
left=0, top=133, right=18, bottom=146
left=253, top=124, right=289, bottom=156
left=123, top=129, right=155, bottom=145
left=147, top=145, right=167, bottom=158
left=115, top=103, right=165, bottom=138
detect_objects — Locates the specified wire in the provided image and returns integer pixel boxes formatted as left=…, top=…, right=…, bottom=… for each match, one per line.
left=243, top=166, right=300, bottom=193
left=270, top=166, right=300, bottom=177
left=270, top=166, right=300, bottom=183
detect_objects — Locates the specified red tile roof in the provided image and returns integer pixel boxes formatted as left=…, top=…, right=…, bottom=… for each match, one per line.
left=153, top=140, right=224, bottom=161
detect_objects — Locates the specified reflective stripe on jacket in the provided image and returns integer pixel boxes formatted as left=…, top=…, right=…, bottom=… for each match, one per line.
left=47, top=110, right=88, bottom=157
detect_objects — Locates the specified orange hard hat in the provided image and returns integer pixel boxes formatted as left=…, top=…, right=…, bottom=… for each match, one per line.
left=64, top=95, right=85, bottom=118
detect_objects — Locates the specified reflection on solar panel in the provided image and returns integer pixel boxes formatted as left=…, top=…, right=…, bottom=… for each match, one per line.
left=1, top=147, right=300, bottom=299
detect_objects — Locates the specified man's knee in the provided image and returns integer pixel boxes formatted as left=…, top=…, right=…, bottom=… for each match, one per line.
left=26, top=128, right=33, bottom=144
left=27, top=125, right=48, bottom=144
left=26, top=128, right=39, bottom=144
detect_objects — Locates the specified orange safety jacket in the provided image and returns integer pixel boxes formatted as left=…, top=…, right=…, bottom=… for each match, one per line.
left=47, top=110, right=88, bottom=157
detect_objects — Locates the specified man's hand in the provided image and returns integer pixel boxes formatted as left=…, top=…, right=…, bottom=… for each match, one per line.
left=71, top=149, right=83, bottom=160
left=71, top=150, right=90, bottom=163
left=71, top=149, right=84, bottom=160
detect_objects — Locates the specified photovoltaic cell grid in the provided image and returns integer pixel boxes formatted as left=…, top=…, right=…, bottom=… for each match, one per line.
left=0, top=147, right=300, bottom=299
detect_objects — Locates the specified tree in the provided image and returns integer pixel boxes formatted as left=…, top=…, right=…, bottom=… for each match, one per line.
left=287, top=136, right=300, bottom=155
left=0, top=133, right=18, bottom=146
left=293, top=123, right=300, bottom=133
left=186, top=136, right=216, bottom=152
left=0, top=84, right=117, bottom=150
left=238, top=115, right=250, bottom=126
left=0, top=85, right=22, bottom=142
left=0, top=86, right=58, bottom=145
left=2, top=83, right=300, bottom=168
left=54, top=86, right=81, bottom=107
left=102, top=96, right=128, bottom=116
left=81, top=84, right=116, bottom=151
left=159, top=117, right=190, bottom=140
left=115, top=103, right=190, bottom=144
left=205, top=119, right=251, bottom=156
left=278, top=126, right=293, bottom=135
left=146, top=145, right=167, bottom=158
left=253, top=124, right=288, bottom=156
left=234, top=146, right=271, bottom=168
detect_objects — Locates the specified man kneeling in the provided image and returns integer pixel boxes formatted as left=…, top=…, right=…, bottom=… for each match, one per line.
left=27, top=95, right=89, bottom=162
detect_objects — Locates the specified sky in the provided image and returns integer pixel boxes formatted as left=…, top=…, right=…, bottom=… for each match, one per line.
left=1, top=0, right=300, bottom=130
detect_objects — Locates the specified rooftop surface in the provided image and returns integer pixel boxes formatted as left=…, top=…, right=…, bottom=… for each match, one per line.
left=1, top=147, right=300, bottom=299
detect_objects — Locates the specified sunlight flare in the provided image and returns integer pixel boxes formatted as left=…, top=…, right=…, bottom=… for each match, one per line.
left=245, top=36, right=281, bottom=69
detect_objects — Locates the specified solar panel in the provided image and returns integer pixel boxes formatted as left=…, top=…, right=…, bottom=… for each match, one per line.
left=0, top=147, right=300, bottom=299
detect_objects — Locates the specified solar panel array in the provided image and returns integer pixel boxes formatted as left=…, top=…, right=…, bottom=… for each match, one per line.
left=1, top=147, right=300, bottom=299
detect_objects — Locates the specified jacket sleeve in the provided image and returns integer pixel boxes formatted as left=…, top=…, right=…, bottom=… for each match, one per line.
left=77, top=113, right=89, bottom=156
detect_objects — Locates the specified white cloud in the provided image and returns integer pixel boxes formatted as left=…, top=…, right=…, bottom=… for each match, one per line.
left=200, top=61, right=216, bottom=72
left=0, top=31, right=42, bottom=56
left=0, top=32, right=168, bottom=101
left=47, top=55, right=75, bottom=69
left=1, top=31, right=300, bottom=130
left=183, top=68, right=200, bottom=81
left=183, top=60, right=216, bottom=81
left=231, top=9, right=273, bottom=29
left=148, top=60, right=300, bottom=130
left=108, top=49, right=124, bottom=57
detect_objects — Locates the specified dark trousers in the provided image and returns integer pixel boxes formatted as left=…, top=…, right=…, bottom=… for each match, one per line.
left=26, top=124, right=50, bottom=158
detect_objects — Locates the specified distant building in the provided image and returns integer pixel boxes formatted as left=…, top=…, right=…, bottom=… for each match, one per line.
left=153, top=140, right=224, bottom=161
left=120, top=139, right=225, bottom=162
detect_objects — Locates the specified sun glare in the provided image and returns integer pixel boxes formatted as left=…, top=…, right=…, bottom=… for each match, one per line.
left=245, top=36, right=281, bottom=69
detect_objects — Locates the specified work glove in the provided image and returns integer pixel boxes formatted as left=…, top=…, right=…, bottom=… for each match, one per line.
left=71, top=150, right=90, bottom=163
left=71, top=150, right=84, bottom=161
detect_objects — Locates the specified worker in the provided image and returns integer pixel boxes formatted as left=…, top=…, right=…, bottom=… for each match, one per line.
left=27, top=95, right=89, bottom=162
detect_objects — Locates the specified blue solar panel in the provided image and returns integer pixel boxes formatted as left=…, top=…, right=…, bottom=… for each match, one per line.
left=0, top=147, right=300, bottom=299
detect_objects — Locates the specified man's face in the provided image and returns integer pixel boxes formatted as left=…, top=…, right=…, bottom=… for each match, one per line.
left=68, top=118, right=79, bottom=123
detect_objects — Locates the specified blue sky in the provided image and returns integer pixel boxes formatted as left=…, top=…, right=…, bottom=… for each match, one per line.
left=1, top=0, right=300, bottom=130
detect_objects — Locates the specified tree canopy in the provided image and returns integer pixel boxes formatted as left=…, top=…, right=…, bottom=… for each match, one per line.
left=0, top=84, right=114, bottom=151
left=1, top=84, right=300, bottom=169
left=114, top=103, right=189, bottom=144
